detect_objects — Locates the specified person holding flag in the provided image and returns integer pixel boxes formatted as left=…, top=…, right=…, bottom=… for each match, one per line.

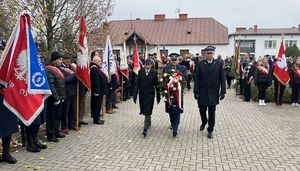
left=272, top=39, right=290, bottom=106
left=0, top=11, right=51, bottom=162
left=0, top=40, right=18, bottom=164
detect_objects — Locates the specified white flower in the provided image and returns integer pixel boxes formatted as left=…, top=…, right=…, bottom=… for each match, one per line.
left=171, top=69, right=175, bottom=72
left=160, top=78, right=163, bottom=82
left=170, top=96, right=174, bottom=99
left=170, top=84, right=174, bottom=88
left=173, top=87, right=176, bottom=91
left=164, top=73, right=167, bottom=77
left=174, top=79, right=178, bottom=83
left=164, top=90, right=168, bottom=94
left=179, top=77, right=182, bottom=81
left=169, top=76, right=172, bottom=80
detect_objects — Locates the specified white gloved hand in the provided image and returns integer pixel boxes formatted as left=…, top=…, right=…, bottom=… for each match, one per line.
left=94, top=93, right=99, bottom=96
left=54, top=100, right=61, bottom=106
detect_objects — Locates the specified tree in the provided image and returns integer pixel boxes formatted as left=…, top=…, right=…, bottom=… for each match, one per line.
left=285, top=44, right=300, bottom=57
left=1, top=0, right=115, bottom=54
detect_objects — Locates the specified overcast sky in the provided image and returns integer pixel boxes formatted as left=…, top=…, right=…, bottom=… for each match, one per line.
left=109, top=0, right=300, bottom=33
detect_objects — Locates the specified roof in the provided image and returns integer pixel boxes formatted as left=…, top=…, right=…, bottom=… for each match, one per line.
left=230, top=28, right=300, bottom=36
left=109, top=18, right=229, bottom=45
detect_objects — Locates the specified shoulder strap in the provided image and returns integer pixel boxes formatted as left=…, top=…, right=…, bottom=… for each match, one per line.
left=47, top=65, right=65, bottom=79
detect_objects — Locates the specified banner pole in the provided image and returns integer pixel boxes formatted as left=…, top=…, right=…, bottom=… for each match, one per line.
left=76, top=80, right=80, bottom=132
left=121, top=75, right=124, bottom=102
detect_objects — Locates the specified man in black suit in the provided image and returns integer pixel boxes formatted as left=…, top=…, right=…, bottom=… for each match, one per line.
left=90, top=55, right=108, bottom=124
left=163, top=53, right=188, bottom=137
left=134, top=59, right=160, bottom=137
left=194, top=46, right=226, bottom=139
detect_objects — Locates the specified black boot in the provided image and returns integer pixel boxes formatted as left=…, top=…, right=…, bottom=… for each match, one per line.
left=2, top=136, right=17, bottom=164
left=33, top=124, right=47, bottom=149
left=26, top=126, right=41, bottom=153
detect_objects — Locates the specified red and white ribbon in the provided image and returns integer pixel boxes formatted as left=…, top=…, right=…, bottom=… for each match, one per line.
left=167, top=73, right=182, bottom=109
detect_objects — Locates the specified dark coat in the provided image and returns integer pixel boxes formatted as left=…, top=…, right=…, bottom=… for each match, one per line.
left=60, top=64, right=77, bottom=97
left=254, top=66, right=272, bottom=86
left=46, top=64, right=66, bottom=102
left=194, top=59, right=226, bottom=106
left=163, top=64, right=187, bottom=114
left=134, top=68, right=160, bottom=115
left=289, top=66, right=300, bottom=85
left=90, top=62, right=109, bottom=96
left=0, top=93, right=19, bottom=137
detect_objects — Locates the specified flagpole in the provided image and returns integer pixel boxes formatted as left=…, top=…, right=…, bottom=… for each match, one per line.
left=276, top=35, right=285, bottom=106
left=121, top=74, right=124, bottom=102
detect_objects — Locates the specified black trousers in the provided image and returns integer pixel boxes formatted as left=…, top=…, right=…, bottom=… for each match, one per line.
left=25, top=124, right=40, bottom=145
left=106, top=90, right=113, bottom=110
left=187, top=74, right=192, bottom=90
left=239, top=78, right=244, bottom=95
left=46, top=98, right=63, bottom=137
left=226, top=75, right=232, bottom=87
left=61, top=96, right=76, bottom=129
left=199, top=105, right=216, bottom=133
left=168, top=106, right=181, bottom=132
left=91, top=94, right=103, bottom=122
left=258, top=83, right=269, bottom=100
left=274, top=80, right=286, bottom=103
left=243, top=81, right=251, bottom=101
left=292, top=84, right=300, bottom=103
left=144, top=115, right=151, bottom=130
left=1, top=135, right=12, bottom=154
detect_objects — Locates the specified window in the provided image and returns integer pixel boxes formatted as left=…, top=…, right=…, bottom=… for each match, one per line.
left=264, top=40, right=276, bottom=49
left=285, top=40, right=297, bottom=48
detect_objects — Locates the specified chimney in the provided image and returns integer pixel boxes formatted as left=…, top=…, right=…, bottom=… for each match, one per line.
left=154, top=14, right=165, bottom=21
left=254, top=25, right=258, bottom=32
left=298, top=24, right=300, bottom=31
left=236, top=27, right=247, bottom=32
left=179, top=14, right=188, bottom=20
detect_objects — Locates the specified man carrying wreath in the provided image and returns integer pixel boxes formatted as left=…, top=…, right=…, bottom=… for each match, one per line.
left=162, top=53, right=187, bottom=137
left=194, top=46, right=226, bottom=139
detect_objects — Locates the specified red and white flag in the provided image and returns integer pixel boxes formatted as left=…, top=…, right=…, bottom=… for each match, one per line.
left=77, top=16, right=91, bottom=90
left=133, top=44, right=140, bottom=75
left=273, top=40, right=290, bottom=85
left=120, top=40, right=129, bottom=79
left=0, top=11, right=51, bottom=125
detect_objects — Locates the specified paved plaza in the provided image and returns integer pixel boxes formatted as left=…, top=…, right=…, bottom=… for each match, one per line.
left=1, top=88, right=300, bottom=171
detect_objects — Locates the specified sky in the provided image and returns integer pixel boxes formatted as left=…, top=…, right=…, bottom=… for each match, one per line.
left=109, top=0, right=300, bottom=33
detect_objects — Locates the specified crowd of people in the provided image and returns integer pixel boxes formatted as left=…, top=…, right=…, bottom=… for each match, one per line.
left=1, top=39, right=299, bottom=165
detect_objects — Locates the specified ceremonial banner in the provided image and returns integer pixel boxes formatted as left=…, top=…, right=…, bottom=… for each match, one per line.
left=273, top=40, right=290, bottom=85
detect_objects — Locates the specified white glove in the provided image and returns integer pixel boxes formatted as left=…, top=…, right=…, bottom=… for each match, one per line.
left=54, top=100, right=61, bottom=106
left=94, top=93, right=99, bottom=96
left=61, top=99, right=65, bottom=103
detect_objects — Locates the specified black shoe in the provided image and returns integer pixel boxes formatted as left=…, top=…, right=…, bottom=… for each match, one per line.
left=112, top=105, right=118, bottom=109
left=47, top=136, right=59, bottom=143
left=2, top=153, right=17, bottom=164
left=200, top=123, right=207, bottom=131
left=26, top=144, right=41, bottom=153
left=142, top=129, right=147, bottom=137
left=93, top=120, right=104, bottom=125
left=169, top=125, right=173, bottom=129
left=34, top=141, right=47, bottom=149
left=207, top=132, right=213, bottom=139
left=56, top=132, right=65, bottom=138
left=173, top=131, right=177, bottom=137
left=79, top=121, right=88, bottom=125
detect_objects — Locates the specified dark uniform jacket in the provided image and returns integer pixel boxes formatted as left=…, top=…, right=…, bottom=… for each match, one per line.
left=90, top=62, right=108, bottom=96
left=46, top=64, right=66, bottom=102
left=60, top=63, right=77, bottom=97
left=254, top=65, right=272, bottom=86
left=134, top=68, right=160, bottom=115
left=289, top=66, right=300, bottom=85
left=194, top=59, right=226, bottom=106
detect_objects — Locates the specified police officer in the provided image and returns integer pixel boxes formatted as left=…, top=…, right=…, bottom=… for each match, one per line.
left=133, top=59, right=161, bottom=137
left=0, top=40, right=18, bottom=164
left=163, top=53, right=188, bottom=137
left=194, top=46, right=226, bottom=139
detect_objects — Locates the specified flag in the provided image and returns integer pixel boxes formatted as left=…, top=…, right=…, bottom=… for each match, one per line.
left=77, top=16, right=91, bottom=90
left=102, top=34, right=116, bottom=81
left=273, top=40, right=290, bottom=85
left=233, top=40, right=241, bottom=76
left=144, top=42, right=148, bottom=60
left=156, top=44, right=162, bottom=63
left=0, top=11, right=51, bottom=126
left=133, top=44, right=140, bottom=75
left=161, top=45, right=167, bottom=62
left=120, top=40, right=129, bottom=79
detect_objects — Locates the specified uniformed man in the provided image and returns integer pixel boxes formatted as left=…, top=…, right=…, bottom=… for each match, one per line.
left=194, top=46, right=226, bottom=139
left=163, top=53, right=188, bottom=137
left=0, top=40, right=18, bottom=164
left=133, top=59, right=161, bottom=137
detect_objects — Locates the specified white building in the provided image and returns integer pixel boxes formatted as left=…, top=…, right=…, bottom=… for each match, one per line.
left=229, top=25, right=300, bottom=59
left=109, top=14, right=229, bottom=58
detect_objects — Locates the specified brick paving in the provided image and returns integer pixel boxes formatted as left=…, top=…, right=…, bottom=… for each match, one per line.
left=1, top=87, right=300, bottom=171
